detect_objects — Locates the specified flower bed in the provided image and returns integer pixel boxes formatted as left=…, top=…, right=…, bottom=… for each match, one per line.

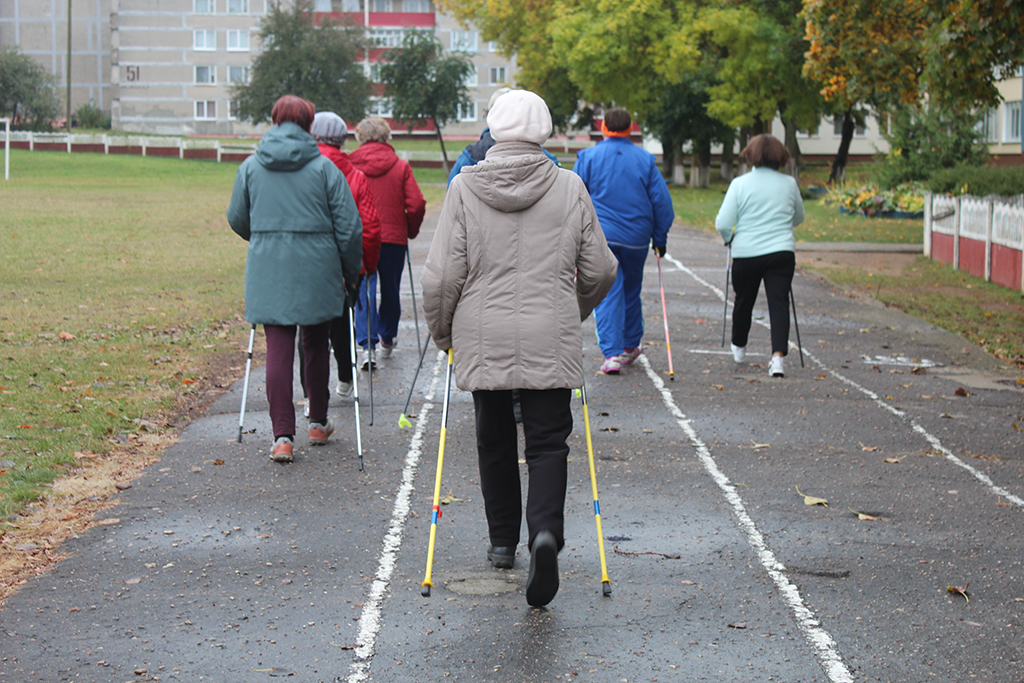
left=823, top=182, right=926, bottom=219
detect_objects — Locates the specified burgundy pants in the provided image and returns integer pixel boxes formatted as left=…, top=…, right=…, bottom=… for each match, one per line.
left=264, top=322, right=331, bottom=439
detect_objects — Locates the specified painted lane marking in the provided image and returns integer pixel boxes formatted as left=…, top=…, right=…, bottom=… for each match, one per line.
left=639, top=353, right=854, bottom=683
left=664, top=252, right=1023, bottom=510
left=347, top=352, right=445, bottom=683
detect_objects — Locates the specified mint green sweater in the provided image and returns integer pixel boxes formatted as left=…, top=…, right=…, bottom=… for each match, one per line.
left=714, top=167, right=804, bottom=258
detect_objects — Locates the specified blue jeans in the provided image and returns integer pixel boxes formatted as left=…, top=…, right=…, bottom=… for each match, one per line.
left=594, top=244, right=648, bottom=358
left=355, top=243, right=406, bottom=349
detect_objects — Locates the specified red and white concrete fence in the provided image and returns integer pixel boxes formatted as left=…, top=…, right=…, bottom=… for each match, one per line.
left=924, top=194, right=1024, bottom=293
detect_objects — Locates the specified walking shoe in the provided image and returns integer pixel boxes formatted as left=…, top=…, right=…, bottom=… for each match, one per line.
left=731, top=343, right=746, bottom=363
left=487, top=545, right=515, bottom=569
left=526, top=531, right=559, bottom=607
left=303, top=401, right=310, bottom=418
left=617, top=345, right=643, bottom=366
left=308, top=419, right=335, bottom=445
left=768, top=355, right=785, bottom=378
left=336, top=380, right=353, bottom=398
left=271, top=436, right=294, bottom=463
left=601, top=356, right=621, bottom=375
left=378, top=342, right=394, bottom=359
left=360, top=348, right=375, bottom=371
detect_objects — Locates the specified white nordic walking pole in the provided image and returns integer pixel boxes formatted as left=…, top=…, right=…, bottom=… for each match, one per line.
left=580, top=383, right=612, bottom=596
left=237, top=324, right=256, bottom=443
left=348, top=306, right=364, bottom=471
left=366, top=285, right=374, bottom=426
left=407, top=247, right=422, bottom=358
left=790, top=287, right=805, bottom=368
left=655, top=252, right=675, bottom=380
left=721, top=244, right=732, bottom=347
left=421, top=348, right=454, bottom=598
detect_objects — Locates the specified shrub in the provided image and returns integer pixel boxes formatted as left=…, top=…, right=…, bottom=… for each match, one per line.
left=75, top=103, right=111, bottom=129
left=824, top=182, right=926, bottom=216
left=875, top=104, right=988, bottom=189
left=927, top=164, right=1024, bottom=197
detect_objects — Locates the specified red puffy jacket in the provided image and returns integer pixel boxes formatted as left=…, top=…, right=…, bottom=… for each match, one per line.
left=318, top=143, right=381, bottom=274
left=348, top=141, right=426, bottom=246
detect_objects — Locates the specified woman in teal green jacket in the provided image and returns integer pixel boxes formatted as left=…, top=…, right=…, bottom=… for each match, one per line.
left=227, top=95, right=363, bottom=463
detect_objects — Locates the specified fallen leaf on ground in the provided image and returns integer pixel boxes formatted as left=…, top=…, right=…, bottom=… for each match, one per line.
left=728, top=622, right=747, bottom=629
left=795, top=486, right=828, bottom=507
left=882, top=455, right=907, bottom=463
left=848, top=507, right=879, bottom=521
left=947, top=584, right=970, bottom=602
left=751, top=440, right=770, bottom=449
left=439, top=491, right=465, bottom=505
left=954, top=387, right=969, bottom=397
left=859, top=442, right=879, bottom=452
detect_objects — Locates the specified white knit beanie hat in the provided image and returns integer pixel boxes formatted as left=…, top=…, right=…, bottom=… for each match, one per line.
left=310, top=111, right=347, bottom=146
left=486, top=90, right=552, bottom=145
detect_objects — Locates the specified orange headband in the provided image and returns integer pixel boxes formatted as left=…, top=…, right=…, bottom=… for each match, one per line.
left=602, top=120, right=632, bottom=138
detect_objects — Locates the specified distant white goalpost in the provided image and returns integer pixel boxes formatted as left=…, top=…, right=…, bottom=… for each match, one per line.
left=2, top=117, right=9, bottom=181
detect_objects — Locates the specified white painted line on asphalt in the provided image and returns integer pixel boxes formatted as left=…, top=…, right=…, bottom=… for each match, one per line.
left=639, top=353, right=854, bottom=683
left=347, top=352, right=446, bottom=683
left=665, top=252, right=1024, bottom=509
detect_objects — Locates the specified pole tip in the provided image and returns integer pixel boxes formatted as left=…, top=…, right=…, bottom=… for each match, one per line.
left=398, top=414, right=412, bottom=429
left=602, top=583, right=612, bottom=597
left=421, top=585, right=431, bottom=597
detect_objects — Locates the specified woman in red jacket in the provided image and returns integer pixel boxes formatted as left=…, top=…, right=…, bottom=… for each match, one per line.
left=349, top=117, right=426, bottom=370
left=299, top=111, right=382, bottom=405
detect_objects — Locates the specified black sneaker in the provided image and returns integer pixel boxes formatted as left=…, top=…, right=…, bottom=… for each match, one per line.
left=487, top=545, right=515, bottom=569
left=526, top=530, right=559, bottom=607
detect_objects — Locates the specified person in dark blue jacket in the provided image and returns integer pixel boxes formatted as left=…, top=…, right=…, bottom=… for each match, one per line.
left=574, top=108, right=675, bottom=374
left=447, top=88, right=561, bottom=186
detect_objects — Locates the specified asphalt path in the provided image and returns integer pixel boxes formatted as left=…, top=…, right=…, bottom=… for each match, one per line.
left=1, top=211, right=1022, bottom=683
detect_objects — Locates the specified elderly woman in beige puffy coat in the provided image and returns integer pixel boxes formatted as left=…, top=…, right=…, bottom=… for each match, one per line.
left=422, top=90, right=617, bottom=608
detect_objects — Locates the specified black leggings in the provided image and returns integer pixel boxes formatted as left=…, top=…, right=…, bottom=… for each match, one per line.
left=731, top=251, right=795, bottom=356
left=298, top=308, right=353, bottom=401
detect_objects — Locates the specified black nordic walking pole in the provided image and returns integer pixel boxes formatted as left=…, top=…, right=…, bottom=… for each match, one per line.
left=721, top=244, right=732, bottom=347
left=790, top=287, right=805, bottom=368
left=398, top=331, right=433, bottom=429
left=237, top=323, right=256, bottom=443
left=580, top=383, right=612, bottom=596
left=366, top=284, right=374, bottom=426
left=655, top=252, right=675, bottom=380
left=422, top=348, right=454, bottom=598
left=348, top=306, right=364, bottom=471
left=407, top=247, right=422, bottom=358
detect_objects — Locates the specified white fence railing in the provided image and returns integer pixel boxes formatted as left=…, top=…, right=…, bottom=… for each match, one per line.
left=924, top=193, right=1024, bottom=292
left=0, top=130, right=260, bottom=162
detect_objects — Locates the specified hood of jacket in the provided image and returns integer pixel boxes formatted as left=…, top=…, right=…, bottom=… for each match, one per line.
left=349, top=141, right=400, bottom=178
left=458, top=141, right=558, bottom=213
left=317, top=143, right=356, bottom=177
left=254, top=122, right=322, bottom=172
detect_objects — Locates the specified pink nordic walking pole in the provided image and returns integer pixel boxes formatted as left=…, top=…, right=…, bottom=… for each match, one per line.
left=655, top=252, right=675, bottom=380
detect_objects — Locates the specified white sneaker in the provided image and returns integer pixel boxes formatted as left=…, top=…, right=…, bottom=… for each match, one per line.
left=768, top=356, right=785, bottom=377
left=336, top=380, right=353, bottom=397
left=360, top=348, right=375, bottom=371
left=378, top=342, right=394, bottom=359
left=731, top=344, right=746, bottom=363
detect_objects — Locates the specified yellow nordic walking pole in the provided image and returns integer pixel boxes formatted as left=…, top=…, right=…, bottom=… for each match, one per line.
left=580, top=383, right=612, bottom=596
left=655, top=252, right=675, bottom=380
left=421, top=348, right=454, bottom=597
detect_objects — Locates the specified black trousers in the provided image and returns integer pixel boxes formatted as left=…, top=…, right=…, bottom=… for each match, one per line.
left=731, top=250, right=795, bottom=356
left=298, top=308, right=353, bottom=401
left=472, top=388, right=572, bottom=551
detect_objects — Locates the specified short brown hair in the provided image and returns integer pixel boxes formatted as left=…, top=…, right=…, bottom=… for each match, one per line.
left=271, top=95, right=316, bottom=133
left=741, top=134, right=789, bottom=170
left=355, top=117, right=393, bottom=144
left=604, top=107, right=632, bottom=132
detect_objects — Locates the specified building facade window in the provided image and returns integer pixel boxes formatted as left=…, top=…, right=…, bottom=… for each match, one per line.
left=228, top=100, right=242, bottom=120
left=228, top=66, right=250, bottom=83
left=228, top=0, right=250, bottom=13
left=1004, top=101, right=1022, bottom=143
left=195, top=100, right=217, bottom=119
left=489, top=66, right=505, bottom=84
left=464, top=69, right=478, bottom=87
left=457, top=101, right=477, bottom=122
left=487, top=41, right=499, bottom=52
left=369, top=98, right=393, bottom=117
left=369, top=28, right=404, bottom=47
left=194, top=0, right=215, bottom=14
left=195, top=65, right=216, bottom=84
left=372, top=0, right=392, bottom=11
left=227, top=30, right=250, bottom=52
left=977, top=109, right=1000, bottom=143
left=404, top=0, right=431, bottom=11
left=451, top=30, right=478, bottom=53
left=194, top=29, right=216, bottom=51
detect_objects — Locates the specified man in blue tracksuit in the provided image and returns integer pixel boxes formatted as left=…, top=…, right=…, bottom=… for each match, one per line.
left=574, top=107, right=675, bottom=374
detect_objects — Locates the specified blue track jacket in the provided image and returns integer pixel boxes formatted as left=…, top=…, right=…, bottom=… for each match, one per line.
left=574, top=138, right=674, bottom=249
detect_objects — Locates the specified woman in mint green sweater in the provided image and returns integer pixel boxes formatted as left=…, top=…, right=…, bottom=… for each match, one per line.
left=715, top=134, right=804, bottom=378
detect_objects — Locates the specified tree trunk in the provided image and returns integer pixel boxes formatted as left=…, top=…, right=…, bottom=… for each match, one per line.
left=828, top=107, right=855, bottom=185
left=720, top=129, right=735, bottom=183
left=737, top=126, right=750, bottom=175
left=435, top=124, right=450, bottom=176
left=780, top=107, right=803, bottom=182
left=694, top=139, right=712, bottom=188
left=661, top=134, right=676, bottom=179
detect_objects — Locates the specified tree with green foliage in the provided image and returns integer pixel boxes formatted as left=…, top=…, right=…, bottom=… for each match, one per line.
left=875, top=104, right=988, bottom=189
left=377, top=29, right=474, bottom=174
left=231, top=0, right=370, bottom=125
left=0, top=47, right=61, bottom=130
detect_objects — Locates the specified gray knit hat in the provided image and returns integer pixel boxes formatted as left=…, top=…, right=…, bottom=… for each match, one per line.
left=311, top=111, right=347, bottom=147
